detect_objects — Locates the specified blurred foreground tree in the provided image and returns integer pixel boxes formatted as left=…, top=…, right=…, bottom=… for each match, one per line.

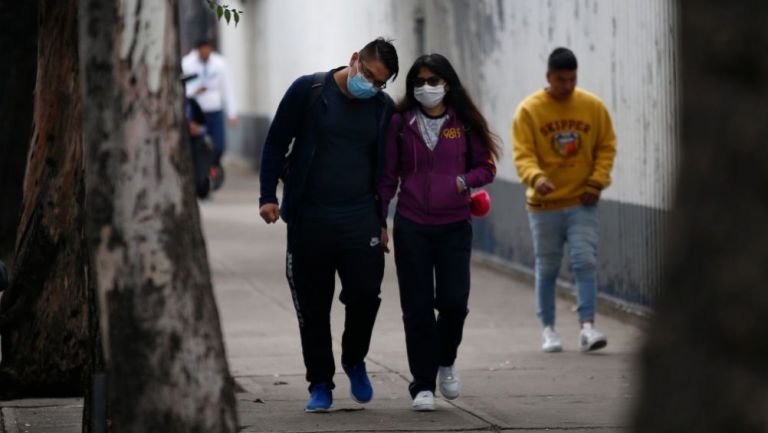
left=633, top=0, right=768, bottom=432
left=0, top=0, right=36, bottom=265
left=79, top=0, right=237, bottom=430
left=1, top=0, right=238, bottom=430
left=0, top=0, right=90, bottom=397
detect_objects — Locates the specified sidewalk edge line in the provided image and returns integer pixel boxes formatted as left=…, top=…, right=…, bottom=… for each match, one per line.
left=472, top=251, right=651, bottom=328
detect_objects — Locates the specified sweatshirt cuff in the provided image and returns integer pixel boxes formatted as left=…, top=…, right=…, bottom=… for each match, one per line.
left=587, top=179, right=604, bottom=189
left=530, top=172, right=546, bottom=188
left=585, top=181, right=603, bottom=195
left=259, top=196, right=278, bottom=207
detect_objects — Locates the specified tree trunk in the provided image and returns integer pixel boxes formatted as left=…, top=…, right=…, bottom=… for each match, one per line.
left=79, top=0, right=238, bottom=431
left=0, top=0, right=37, bottom=264
left=632, top=1, right=768, bottom=432
left=0, top=0, right=90, bottom=398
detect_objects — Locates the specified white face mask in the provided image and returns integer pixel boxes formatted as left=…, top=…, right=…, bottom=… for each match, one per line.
left=414, top=84, right=446, bottom=109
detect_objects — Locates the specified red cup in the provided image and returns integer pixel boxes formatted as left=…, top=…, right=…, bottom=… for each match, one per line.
left=470, top=189, right=491, bottom=218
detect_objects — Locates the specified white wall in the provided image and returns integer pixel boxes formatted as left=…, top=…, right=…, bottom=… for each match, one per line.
left=221, top=0, right=419, bottom=118
left=217, top=0, right=254, bottom=116
left=217, top=0, right=679, bottom=308
left=417, top=0, right=679, bottom=209
left=220, top=0, right=679, bottom=210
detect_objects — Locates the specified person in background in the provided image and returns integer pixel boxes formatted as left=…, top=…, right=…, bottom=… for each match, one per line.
left=183, top=77, right=214, bottom=199
left=182, top=38, right=238, bottom=186
left=258, top=38, right=399, bottom=413
left=378, top=53, right=500, bottom=411
left=512, top=47, right=617, bottom=354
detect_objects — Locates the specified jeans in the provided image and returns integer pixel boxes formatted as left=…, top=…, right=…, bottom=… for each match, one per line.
left=393, top=214, right=471, bottom=398
left=527, top=205, right=599, bottom=327
left=204, top=110, right=225, bottom=165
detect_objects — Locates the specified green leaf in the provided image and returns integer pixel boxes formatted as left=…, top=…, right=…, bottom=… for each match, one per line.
left=233, top=11, right=240, bottom=26
left=216, top=5, right=223, bottom=20
left=225, top=8, right=231, bottom=24
left=207, top=0, right=216, bottom=10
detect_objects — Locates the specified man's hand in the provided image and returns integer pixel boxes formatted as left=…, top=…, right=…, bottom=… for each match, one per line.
left=195, top=85, right=207, bottom=95
left=228, top=117, right=238, bottom=128
left=580, top=191, right=600, bottom=206
left=259, top=203, right=280, bottom=224
left=381, top=228, right=390, bottom=253
left=534, top=176, right=556, bottom=196
left=189, top=121, right=202, bottom=137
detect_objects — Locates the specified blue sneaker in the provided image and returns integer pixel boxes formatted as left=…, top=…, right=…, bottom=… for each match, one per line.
left=343, top=361, right=373, bottom=403
left=305, top=383, right=332, bottom=413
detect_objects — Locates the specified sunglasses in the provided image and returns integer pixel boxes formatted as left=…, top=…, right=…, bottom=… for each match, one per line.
left=411, top=76, right=443, bottom=87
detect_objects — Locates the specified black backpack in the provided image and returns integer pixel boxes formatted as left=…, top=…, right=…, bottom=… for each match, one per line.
left=279, top=72, right=326, bottom=182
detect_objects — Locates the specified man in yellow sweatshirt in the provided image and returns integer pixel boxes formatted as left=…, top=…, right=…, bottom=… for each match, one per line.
left=512, top=47, right=617, bottom=353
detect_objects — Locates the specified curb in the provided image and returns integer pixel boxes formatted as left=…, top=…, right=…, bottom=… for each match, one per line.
left=1, top=407, right=17, bottom=433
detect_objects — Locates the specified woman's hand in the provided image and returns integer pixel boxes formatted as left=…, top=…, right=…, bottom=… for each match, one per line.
left=456, top=176, right=467, bottom=193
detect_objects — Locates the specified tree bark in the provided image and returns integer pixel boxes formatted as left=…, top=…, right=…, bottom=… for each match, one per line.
left=0, top=0, right=90, bottom=398
left=0, top=0, right=37, bottom=264
left=79, top=0, right=238, bottom=431
left=632, top=1, right=768, bottom=432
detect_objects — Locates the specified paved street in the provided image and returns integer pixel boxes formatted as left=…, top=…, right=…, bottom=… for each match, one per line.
left=1, top=167, right=643, bottom=432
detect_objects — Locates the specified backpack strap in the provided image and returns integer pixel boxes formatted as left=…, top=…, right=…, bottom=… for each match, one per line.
left=396, top=112, right=405, bottom=171
left=464, top=124, right=473, bottom=173
left=281, top=72, right=327, bottom=181
left=306, top=72, right=327, bottom=116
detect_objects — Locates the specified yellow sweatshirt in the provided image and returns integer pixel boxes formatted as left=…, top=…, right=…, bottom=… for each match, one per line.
left=512, top=88, right=617, bottom=211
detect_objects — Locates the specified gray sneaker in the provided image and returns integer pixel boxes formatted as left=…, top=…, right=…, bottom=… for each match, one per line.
left=438, top=365, right=460, bottom=400
left=542, top=326, right=563, bottom=352
left=579, top=324, right=607, bottom=352
left=411, top=390, right=435, bottom=411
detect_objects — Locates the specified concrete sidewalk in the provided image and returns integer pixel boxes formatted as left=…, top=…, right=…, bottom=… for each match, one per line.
left=1, top=167, right=643, bottom=432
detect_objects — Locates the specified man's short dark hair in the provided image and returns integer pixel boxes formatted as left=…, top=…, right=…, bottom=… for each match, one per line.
left=360, top=37, right=399, bottom=81
left=195, top=37, right=214, bottom=48
left=548, top=47, right=578, bottom=71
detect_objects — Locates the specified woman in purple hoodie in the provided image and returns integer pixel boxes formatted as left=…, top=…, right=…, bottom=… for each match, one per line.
left=379, top=54, right=501, bottom=411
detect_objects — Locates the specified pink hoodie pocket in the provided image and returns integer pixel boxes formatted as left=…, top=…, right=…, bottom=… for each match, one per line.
left=428, top=173, right=469, bottom=214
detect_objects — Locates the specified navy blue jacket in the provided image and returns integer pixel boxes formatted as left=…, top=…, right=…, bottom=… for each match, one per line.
left=259, top=68, right=395, bottom=223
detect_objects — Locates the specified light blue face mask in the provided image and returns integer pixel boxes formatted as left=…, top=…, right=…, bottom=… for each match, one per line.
left=347, top=63, right=379, bottom=99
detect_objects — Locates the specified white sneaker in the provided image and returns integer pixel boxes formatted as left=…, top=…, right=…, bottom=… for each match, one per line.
left=411, top=390, right=435, bottom=411
left=438, top=365, right=460, bottom=400
left=542, top=326, right=563, bottom=352
left=579, top=323, right=608, bottom=352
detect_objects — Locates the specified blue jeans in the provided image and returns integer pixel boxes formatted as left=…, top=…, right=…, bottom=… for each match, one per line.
left=204, top=110, right=225, bottom=164
left=528, top=205, right=598, bottom=327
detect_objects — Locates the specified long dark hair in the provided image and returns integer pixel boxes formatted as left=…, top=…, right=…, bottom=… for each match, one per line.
left=397, top=53, right=501, bottom=162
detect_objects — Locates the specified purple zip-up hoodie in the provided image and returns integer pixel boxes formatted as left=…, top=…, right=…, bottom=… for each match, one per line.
left=378, top=107, right=496, bottom=226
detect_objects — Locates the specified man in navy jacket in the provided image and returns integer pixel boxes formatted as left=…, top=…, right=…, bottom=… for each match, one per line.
left=259, top=38, right=398, bottom=412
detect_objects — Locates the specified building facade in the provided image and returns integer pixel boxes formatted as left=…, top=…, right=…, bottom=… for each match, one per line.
left=218, top=0, right=679, bottom=312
